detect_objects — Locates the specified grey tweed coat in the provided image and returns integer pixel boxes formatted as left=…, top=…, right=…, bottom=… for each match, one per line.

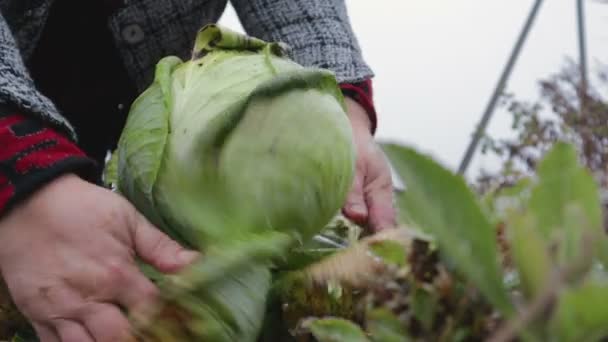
left=0, top=0, right=374, bottom=141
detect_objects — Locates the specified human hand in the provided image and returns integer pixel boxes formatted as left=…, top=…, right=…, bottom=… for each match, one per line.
left=342, top=97, right=397, bottom=232
left=0, top=174, right=199, bottom=342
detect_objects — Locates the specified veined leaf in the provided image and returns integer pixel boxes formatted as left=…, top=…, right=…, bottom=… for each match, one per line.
left=550, top=281, right=608, bottom=341
left=116, top=56, right=186, bottom=245
left=381, top=143, right=513, bottom=315
left=367, top=308, right=409, bottom=342
left=368, top=240, right=407, bottom=267
left=508, top=213, right=552, bottom=299
left=135, top=231, right=293, bottom=342
left=528, top=142, right=608, bottom=267
left=304, top=317, right=370, bottom=342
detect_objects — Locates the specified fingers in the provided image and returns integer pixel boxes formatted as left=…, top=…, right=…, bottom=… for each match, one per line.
left=78, top=303, right=134, bottom=342
left=365, top=177, right=397, bottom=232
left=364, top=150, right=397, bottom=231
left=23, top=266, right=152, bottom=342
left=129, top=212, right=199, bottom=273
left=112, top=263, right=160, bottom=320
left=46, top=304, right=134, bottom=342
left=33, top=302, right=135, bottom=342
left=343, top=144, right=397, bottom=232
left=33, top=322, right=59, bottom=342
left=68, top=257, right=160, bottom=323
left=342, top=170, right=369, bottom=225
left=27, top=285, right=130, bottom=342
left=54, top=319, right=94, bottom=342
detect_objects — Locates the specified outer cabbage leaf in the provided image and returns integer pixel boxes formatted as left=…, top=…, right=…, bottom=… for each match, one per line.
left=116, top=56, right=186, bottom=243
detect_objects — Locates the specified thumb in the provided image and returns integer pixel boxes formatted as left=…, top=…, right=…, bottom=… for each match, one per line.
left=342, top=172, right=368, bottom=225
left=366, top=180, right=397, bottom=232
left=129, top=212, right=200, bottom=273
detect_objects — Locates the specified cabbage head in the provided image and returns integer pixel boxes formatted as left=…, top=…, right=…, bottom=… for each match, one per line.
left=110, top=24, right=356, bottom=248
left=106, top=24, right=356, bottom=341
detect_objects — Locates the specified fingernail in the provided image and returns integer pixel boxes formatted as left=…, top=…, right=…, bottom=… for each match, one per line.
left=349, top=203, right=367, bottom=215
left=178, top=250, right=199, bottom=265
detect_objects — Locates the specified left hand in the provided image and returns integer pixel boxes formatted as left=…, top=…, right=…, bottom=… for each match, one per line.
left=342, top=97, right=397, bottom=232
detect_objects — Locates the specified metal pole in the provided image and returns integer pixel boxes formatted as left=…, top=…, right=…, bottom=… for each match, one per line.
left=458, top=0, right=544, bottom=175
left=577, top=0, right=588, bottom=113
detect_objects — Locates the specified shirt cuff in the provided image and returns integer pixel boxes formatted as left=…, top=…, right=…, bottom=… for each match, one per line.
left=339, top=78, right=378, bottom=135
left=0, top=106, right=97, bottom=217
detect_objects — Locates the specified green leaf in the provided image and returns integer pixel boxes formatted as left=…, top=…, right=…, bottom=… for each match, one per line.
left=508, top=213, right=552, bottom=299
left=187, top=264, right=273, bottom=342
left=368, top=240, right=407, bottom=267
left=139, top=231, right=293, bottom=342
left=164, top=231, right=293, bottom=291
left=116, top=56, right=188, bottom=245
left=381, top=143, right=513, bottom=315
left=411, top=287, right=436, bottom=331
left=559, top=204, right=596, bottom=281
left=305, top=317, right=370, bottom=342
left=550, top=281, right=608, bottom=341
left=528, top=142, right=608, bottom=267
left=367, top=308, right=409, bottom=342
left=141, top=263, right=273, bottom=342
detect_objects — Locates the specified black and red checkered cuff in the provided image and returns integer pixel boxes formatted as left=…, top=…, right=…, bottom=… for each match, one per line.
left=0, top=106, right=96, bottom=217
left=340, top=79, right=377, bottom=135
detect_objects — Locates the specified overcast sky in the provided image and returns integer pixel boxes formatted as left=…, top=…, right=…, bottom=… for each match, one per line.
left=219, top=1, right=608, bottom=180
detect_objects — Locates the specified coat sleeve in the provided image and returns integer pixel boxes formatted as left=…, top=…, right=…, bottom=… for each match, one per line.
left=0, top=10, right=76, bottom=141
left=229, top=0, right=374, bottom=84
left=0, top=11, right=95, bottom=217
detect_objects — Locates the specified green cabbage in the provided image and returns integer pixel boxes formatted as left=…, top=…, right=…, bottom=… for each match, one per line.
left=106, top=24, right=356, bottom=341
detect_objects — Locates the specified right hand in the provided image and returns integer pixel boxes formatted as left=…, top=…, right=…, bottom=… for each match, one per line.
left=0, top=173, right=199, bottom=342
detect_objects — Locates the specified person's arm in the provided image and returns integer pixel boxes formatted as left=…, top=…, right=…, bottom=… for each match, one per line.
left=230, top=0, right=395, bottom=230
left=0, top=11, right=197, bottom=341
left=340, top=79, right=377, bottom=134
left=0, top=10, right=97, bottom=215
left=0, top=10, right=76, bottom=140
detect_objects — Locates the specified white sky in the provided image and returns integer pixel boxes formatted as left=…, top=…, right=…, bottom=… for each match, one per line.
left=219, top=1, right=608, bottom=180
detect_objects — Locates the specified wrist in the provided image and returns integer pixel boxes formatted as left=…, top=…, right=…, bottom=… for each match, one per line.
left=339, top=79, right=377, bottom=135
left=0, top=108, right=97, bottom=218
left=345, top=97, right=372, bottom=134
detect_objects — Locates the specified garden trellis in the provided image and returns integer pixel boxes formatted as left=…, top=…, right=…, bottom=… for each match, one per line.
left=458, top=0, right=590, bottom=175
